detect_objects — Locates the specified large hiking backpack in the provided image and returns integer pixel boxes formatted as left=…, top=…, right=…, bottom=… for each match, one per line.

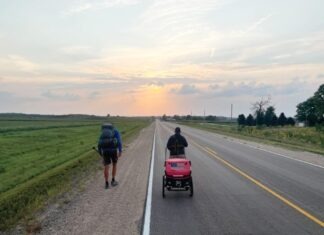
left=99, top=125, right=118, bottom=149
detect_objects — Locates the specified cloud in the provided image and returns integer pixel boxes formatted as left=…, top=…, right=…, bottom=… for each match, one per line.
left=317, top=74, right=324, bottom=79
left=0, top=91, right=40, bottom=105
left=208, top=82, right=271, bottom=97
left=88, top=91, right=100, bottom=99
left=206, top=80, right=307, bottom=98
left=0, top=91, right=13, bottom=100
left=147, top=81, right=164, bottom=87
left=0, top=55, right=39, bottom=73
left=245, top=14, right=273, bottom=34
left=233, top=32, right=324, bottom=65
left=63, top=0, right=140, bottom=15
left=170, top=84, right=200, bottom=95
left=42, top=90, right=80, bottom=101
left=67, top=3, right=92, bottom=14
left=60, top=46, right=94, bottom=56
left=137, top=0, right=226, bottom=43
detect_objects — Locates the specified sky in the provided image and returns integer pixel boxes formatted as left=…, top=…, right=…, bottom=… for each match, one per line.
left=0, top=0, right=323, bottom=117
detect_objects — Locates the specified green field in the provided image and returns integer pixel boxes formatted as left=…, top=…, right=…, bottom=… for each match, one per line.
left=0, top=115, right=151, bottom=230
left=179, top=121, right=324, bottom=155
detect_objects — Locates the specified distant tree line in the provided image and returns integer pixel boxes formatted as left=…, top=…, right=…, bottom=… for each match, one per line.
left=238, top=96, right=295, bottom=127
left=296, top=84, right=324, bottom=126
left=161, top=114, right=233, bottom=122
left=238, top=84, right=323, bottom=127
left=238, top=109, right=295, bottom=127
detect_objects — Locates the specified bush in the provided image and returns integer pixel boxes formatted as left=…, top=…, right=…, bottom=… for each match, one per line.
left=315, top=124, right=324, bottom=132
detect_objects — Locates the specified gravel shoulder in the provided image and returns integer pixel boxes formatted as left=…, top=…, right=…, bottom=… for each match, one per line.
left=37, top=123, right=155, bottom=235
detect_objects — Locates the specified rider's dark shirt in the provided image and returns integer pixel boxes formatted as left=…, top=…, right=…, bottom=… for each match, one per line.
left=167, top=133, right=188, bottom=155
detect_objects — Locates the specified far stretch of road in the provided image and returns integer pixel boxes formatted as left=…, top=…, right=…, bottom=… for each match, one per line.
left=145, top=120, right=324, bottom=235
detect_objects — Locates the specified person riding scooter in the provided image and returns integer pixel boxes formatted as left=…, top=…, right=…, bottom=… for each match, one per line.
left=167, top=127, right=188, bottom=158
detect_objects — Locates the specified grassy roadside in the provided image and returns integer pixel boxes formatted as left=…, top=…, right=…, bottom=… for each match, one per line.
left=0, top=117, right=151, bottom=231
left=178, top=121, right=324, bottom=155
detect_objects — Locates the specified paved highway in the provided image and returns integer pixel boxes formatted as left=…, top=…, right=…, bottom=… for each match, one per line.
left=146, top=120, right=324, bottom=235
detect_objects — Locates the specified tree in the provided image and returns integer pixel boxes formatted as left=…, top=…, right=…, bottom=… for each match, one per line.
left=173, top=115, right=180, bottom=120
left=162, top=114, right=167, bottom=121
left=206, top=115, right=217, bottom=122
left=251, top=97, right=271, bottom=115
left=256, top=111, right=265, bottom=126
left=264, top=106, right=276, bottom=126
left=186, top=115, right=192, bottom=120
left=287, top=117, right=296, bottom=126
left=271, top=114, right=278, bottom=126
left=296, top=98, right=316, bottom=126
left=296, top=84, right=324, bottom=126
left=238, top=114, right=246, bottom=126
left=246, top=114, right=255, bottom=126
left=278, top=112, right=287, bottom=126
left=313, top=84, right=324, bottom=123
left=251, top=97, right=271, bottom=126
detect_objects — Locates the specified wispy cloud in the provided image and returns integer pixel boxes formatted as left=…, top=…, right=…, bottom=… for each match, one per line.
left=137, top=0, right=227, bottom=43
left=163, top=78, right=311, bottom=99
left=66, top=3, right=92, bottom=14
left=0, top=55, right=39, bottom=73
left=60, top=46, right=93, bottom=56
left=0, top=91, right=13, bottom=100
left=63, top=0, right=140, bottom=15
left=42, top=90, right=80, bottom=101
left=88, top=91, right=100, bottom=99
left=147, top=81, right=164, bottom=87
left=170, top=84, right=200, bottom=95
left=245, top=14, right=273, bottom=34
left=317, top=74, right=324, bottom=79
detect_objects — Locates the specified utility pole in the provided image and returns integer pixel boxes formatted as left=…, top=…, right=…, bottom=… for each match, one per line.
left=204, top=108, right=206, bottom=120
left=231, top=104, right=233, bottom=120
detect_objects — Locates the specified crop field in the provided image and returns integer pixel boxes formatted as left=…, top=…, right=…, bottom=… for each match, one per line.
left=0, top=115, right=151, bottom=229
left=179, top=121, right=324, bottom=155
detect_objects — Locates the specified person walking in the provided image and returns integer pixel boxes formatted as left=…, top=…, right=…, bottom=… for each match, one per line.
left=167, top=127, right=188, bottom=158
left=98, top=123, right=122, bottom=189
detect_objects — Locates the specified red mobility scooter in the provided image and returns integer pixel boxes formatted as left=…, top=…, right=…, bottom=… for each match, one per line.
left=162, top=150, right=193, bottom=198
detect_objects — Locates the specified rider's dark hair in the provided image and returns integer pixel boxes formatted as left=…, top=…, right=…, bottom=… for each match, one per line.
left=175, top=127, right=181, bottom=134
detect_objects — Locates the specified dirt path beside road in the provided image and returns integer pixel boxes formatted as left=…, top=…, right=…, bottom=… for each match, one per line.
left=38, top=123, right=155, bottom=235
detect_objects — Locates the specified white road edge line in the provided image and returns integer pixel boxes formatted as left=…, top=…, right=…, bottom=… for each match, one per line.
left=234, top=140, right=324, bottom=169
left=142, top=128, right=156, bottom=235
left=173, top=123, right=324, bottom=169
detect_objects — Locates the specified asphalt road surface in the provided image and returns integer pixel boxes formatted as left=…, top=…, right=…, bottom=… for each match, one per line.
left=147, top=120, right=324, bottom=235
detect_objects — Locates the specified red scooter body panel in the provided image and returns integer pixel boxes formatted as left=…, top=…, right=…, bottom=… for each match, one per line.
left=165, top=158, right=191, bottom=178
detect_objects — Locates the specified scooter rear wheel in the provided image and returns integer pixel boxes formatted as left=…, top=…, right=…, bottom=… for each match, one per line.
left=162, top=176, right=166, bottom=198
left=189, top=177, right=194, bottom=197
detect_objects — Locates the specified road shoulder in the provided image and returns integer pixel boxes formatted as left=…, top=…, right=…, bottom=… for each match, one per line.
left=36, top=123, right=155, bottom=235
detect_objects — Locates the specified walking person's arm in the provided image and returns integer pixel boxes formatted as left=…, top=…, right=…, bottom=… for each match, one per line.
left=97, top=134, right=103, bottom=156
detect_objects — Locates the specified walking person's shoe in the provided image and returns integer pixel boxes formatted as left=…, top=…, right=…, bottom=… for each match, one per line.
left=111, top=179, right=118, bottom=187
left=105, top=181, right=109, bottom=189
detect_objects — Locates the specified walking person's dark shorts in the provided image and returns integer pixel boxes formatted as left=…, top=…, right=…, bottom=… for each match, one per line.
left=101, top=149, right=118, bottom=165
